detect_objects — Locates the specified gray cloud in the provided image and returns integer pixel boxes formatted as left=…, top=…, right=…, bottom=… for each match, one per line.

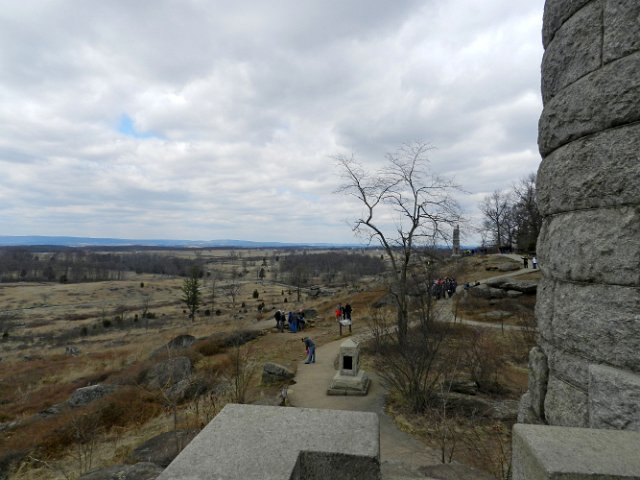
left=0, top=0, right=545, bottom=244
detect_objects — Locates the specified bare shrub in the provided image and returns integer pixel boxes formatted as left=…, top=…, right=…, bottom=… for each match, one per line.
left=221, top=338, right=257, bottom=404
left=462, top=329, right=506, bottom=394
left=364, top=307, right=393, bottom=355
left=462, top=421, right=512, bottom=480
left=375, top=321, right=450, bottom=413
left=508, top=312, right=537, bottom=362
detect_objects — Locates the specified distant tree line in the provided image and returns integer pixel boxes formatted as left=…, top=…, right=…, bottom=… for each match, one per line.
left=279, top=251, right=386, bottom=284
left=0, top=248, right=204, bottom=283
left=479, top=173, right=542, bottom=253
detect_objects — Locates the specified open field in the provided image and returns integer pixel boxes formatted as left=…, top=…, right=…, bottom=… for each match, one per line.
left=0, top=250, right=535, bottom=479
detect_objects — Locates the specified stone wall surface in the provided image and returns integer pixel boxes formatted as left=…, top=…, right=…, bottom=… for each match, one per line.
left=537, top=123, right=640, bottom=215
left=523, top=0, right=640, bottom=435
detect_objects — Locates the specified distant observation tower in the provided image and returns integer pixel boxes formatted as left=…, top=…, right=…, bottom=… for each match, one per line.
left=452, top=225, right=460, bottom=256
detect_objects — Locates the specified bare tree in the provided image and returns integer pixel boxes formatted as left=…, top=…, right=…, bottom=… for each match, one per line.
left=480, top=190, right=512, bottom=250
left=512, top=173, right=541, bottom=252
left=336, top=142, right=462, bottom=345
left=224, top=267, right=241, bottom=313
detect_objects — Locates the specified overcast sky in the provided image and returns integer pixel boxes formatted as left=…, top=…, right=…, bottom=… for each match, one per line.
left=0, top=0, right=545, bottom=245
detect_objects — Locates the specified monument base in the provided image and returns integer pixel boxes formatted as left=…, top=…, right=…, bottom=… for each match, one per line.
left=327, top=370, right=370, bottom=396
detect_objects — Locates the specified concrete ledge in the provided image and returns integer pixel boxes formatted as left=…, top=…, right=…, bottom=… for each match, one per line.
left=157, top=404, right=380, bottom=479
left=512, top=424, right=640, bottom=479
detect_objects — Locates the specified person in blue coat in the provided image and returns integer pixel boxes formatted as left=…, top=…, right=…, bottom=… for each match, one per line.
left=302, top=337, right=315, bottom=364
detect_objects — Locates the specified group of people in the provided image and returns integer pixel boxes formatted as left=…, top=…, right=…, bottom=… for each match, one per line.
left=335, top=303, right=352, bottom=322
left=432, top=277, right=457, bottom=300
left=274, top=309, right=306, bottom=333
left=521, top=256, right=538, bottom=269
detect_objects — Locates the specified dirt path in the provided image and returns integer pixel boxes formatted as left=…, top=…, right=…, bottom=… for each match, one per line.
left=286, top=331, right=442, bottom=477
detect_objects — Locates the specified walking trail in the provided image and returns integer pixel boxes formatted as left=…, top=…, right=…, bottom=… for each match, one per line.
left=286, top=255, right=535, bottom=479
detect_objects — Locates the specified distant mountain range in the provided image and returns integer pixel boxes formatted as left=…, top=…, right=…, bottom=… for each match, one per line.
left=0, top=235, right=364, bottom=249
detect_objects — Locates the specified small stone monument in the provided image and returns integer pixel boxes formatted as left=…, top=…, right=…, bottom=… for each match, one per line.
left=327, top=338, right=370, bottom=396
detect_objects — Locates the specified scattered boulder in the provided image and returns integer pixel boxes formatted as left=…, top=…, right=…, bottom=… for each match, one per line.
left=500, top=280, right=538, bottom=294
left=489, top=399, right=520, bottom=421
left=142, top=356, right=192, bottom=391
left=497, top=262, right=520, bottom=272
left=140, top=357, right=204, bottom=402
left=129, top=430, right=199, bottom=468
left=78, top=462, right=163, bottom=480
left=467, top=284, right=506, bottom=300
left=166, top=335, right=196, bottom=349
left=303, top=308, right=318, bottom=319
left=486, top=278, right=537, bottom=294
left=506, top=290, right=524, bottom=298
left=68, top=384, right=117, bottom=408
left=480, top=310, right=512, bottom=321
left=38, top=403, right=66, bottom=418
left=262, top=362, right=295, bottom=385
left=65, top=346, right=80, bottom=356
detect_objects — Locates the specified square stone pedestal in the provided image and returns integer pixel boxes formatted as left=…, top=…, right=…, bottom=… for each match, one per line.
left=327, top=338, right=370, bottom=396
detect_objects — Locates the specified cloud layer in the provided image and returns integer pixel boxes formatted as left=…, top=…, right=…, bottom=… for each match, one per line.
left=0, top=0, right=545, bottom=244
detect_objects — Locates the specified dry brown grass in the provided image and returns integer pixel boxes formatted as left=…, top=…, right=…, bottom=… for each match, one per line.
left=0, top=248, right=531, bottom=479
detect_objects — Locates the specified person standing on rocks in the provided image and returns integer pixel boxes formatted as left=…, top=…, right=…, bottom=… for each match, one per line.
left=302, top=337, right=315, bottom=364
left=532, top=256, right=538, bottom=269
left=521, top=256, right=529, bottom=268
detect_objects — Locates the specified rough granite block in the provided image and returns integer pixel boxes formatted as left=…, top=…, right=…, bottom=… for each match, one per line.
left=589, top=364, right=640, bottom=431
left=536, top=279, right=640, bottom=372
left=604, top=0, right=640, bottom=63
left=536, top=123, right=640, bottom=216
left=543, top=0, right=595, bottom=48
left=542, top=0, right=602, bottom=103
left=538, top=50, right=640, bottom=155
left=544, top=376, right=588, bottom=427
left=537, top=206, right=640, bottom=286
left=512, top=424, right=640, bottom=479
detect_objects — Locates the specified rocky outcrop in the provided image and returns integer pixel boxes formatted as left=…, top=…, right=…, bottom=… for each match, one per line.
left=466, top=284, right=506, bottom=300
left=129, top=430, right=199, bottom=468
left=486, top=279, right=538, bottom=294
left=68, top=384, right=117, bottom=408
left=141, top=356, right=200, bottom=402
left=262, top=362, right=295, bottom=385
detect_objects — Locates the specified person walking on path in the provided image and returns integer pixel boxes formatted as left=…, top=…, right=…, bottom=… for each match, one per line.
left=302, top=337, right=316, bottom=364
left=532, top=256, right=538, bottom=269
left=521, top=256, right=529, bottom=268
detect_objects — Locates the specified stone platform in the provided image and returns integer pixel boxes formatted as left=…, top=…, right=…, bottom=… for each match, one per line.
left=512, top=424, right=640, bottom=479
left=157, top=404, right=380, bottom=480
